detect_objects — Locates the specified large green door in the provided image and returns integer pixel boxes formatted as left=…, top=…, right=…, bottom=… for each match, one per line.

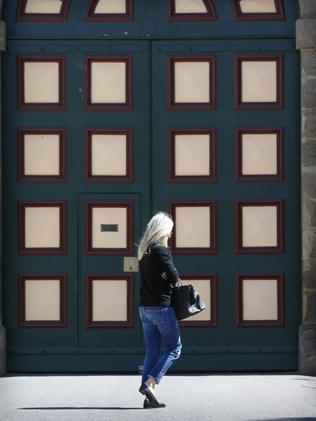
left=3, top=38, right=152, bottom=371
left=152, top=39, right=300, bottom=370
left=2, top=0, right=300, bottom=372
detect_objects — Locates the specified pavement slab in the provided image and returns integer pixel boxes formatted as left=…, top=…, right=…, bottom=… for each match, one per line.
left=0, top=372, right=316, bottom=421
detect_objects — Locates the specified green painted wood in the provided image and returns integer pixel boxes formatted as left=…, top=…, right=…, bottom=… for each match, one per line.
left=2, top=1, right=301, bottom=372
left=78, top=193, right=143, bottom=349
left=2, top=40, right=151, bottom=368
left=152, top=38, right=301, bottom=360
left=7, top=353, right=298, bottom=373
left=3, top=0, right=298, bottom=41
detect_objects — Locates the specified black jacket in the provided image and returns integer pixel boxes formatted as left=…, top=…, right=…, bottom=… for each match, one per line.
left=139, top=243, right=179, bottom=307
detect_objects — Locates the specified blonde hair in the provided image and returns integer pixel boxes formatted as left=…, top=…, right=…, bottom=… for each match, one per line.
left=137, top=212, right=173, bottom=260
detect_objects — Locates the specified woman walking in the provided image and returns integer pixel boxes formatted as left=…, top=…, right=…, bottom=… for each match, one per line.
left=138, top=212, right=182, bottom=409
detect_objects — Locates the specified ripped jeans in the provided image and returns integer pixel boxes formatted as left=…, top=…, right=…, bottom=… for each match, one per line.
left=139, top=306, right=182, bottom=385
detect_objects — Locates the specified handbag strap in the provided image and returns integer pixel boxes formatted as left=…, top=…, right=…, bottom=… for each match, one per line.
left=174, top=278, right=183, bottom=289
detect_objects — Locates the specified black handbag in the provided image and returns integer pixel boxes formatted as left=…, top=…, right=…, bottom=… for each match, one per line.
left=171, top=280, right=206, bottom=320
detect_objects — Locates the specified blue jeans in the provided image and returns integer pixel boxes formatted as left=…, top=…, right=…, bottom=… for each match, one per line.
left=139, top=306, right=182, bottom=385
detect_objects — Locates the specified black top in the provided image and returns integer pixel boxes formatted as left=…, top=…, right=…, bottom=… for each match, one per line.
left=139, top=243, right=179, bottom=307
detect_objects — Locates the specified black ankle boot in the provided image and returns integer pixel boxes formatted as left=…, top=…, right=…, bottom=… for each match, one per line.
left=143, top=398, right=166, bottom=409
left=139, top=384, right=166, bottom=408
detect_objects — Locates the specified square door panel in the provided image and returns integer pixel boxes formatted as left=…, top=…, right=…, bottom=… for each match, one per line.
left=85, top=202, right=133, bottom=255
left=169, top=0, right=216, bottom=20
left=17, top=0, right=71, bottom=20
left=169, top=57, right=215, bottom=109
left=86, top=0, right=133, bottom=21
left=17, top=56, right=65, bottom=110
left=91, top=62, right=126, bottom=103
left=240, top=0, right=277, bottom=13
left=18, top=274, right=67, bottom=327
left=18, top=201, right=67, bottom=254
left=24, top=61, right=59, bottom=102
left=179, top=275, right=217, bottom=327
left=175, top=0, right=208, bottom=13
left=85, top=57, right=132, bottom=110
left=94, top=0, right=126, bottom=13
left=171, top=202, right=216, bottom=254
left=85, top=129, right=132, bottom=182
left=24, top=0, right=63, bottom=13
left=18, top=129, right=66, bottom=182
left=236, top=55, right=282, bottom=109
left=175, top=61, right=209, bottom=103
left=236, top=129, right=283, bottom=181
left=237, top=274, right=284, bottom=326
left=85, top=275, right=133, bottom=327
left=242, top=61, right=277, bottom=102
left=232, top=0, right=284, bottom=20
left=237, top=201, right=284, bottom=253
left=169, top=129, right=216, bottom=182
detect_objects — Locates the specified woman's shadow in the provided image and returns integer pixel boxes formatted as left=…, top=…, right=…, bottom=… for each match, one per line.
left=19, top=406, right=143, bottom=411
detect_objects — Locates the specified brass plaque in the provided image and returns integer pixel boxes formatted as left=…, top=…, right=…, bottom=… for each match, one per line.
left=123, top=257, right=139, bottom=272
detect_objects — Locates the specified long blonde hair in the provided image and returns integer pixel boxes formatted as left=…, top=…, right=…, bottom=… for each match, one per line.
left=137, top=212, right=173, bottom=260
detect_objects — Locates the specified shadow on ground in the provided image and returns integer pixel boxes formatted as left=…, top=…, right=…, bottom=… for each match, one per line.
left=247, top=418, right=316, bottom=421
left=19, top=407, right=143, bottom=411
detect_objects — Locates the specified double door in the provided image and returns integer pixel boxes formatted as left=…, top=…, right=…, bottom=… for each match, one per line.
left=3, top=39, right=300, bottom=371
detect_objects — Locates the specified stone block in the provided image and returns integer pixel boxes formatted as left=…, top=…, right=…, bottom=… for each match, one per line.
left=302, top=108, right=316, bottom=140
left=299, top=0, right=316, bottom=18
left=299, top=324, right=316, bottom=376
left=302, top=229, right=316, bottom=259
left=303, top=290, right=316, bottom=323
left=301, top=53, right=316, bottom=109
left=296, top=19, right=316, bottom=50
left=0, top=325, right=6, bottom=375
left=302, top=197, right=316, bottom=228
left=0, top=21, right=4, bottom=52
left=301, top=172, right=316, bottom=198
left=303, top=258, right=316, bottom=289
left=301, top=51, right=316, bottom=78
left=302, top=81, right=316, bottom=109
left=302, top=141, right=316, bottom=167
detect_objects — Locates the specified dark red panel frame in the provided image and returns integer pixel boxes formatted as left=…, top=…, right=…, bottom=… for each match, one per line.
left=236, top=273, right=285, bottom=327
left=170, top=201, right=217, bottom=255
left=168, top=0, right=217, bottom=21
left=16, top=0, right=71, bottom=22
left=236, top=55, right=283, bottom=110
left=84, top=56, right=132, bottom=111
left=85, top=129, right=133, bottom=183
left=169, top=128, right=216, bottom=183
left=231, top=0, right=284, bottom=21
left=178, top=274, right=217, bottom=327
left=236, top=200, right=284, bottom=254
left=169, top=56, right=216, bottom=110
left=18, top=200, right=67, bottom=255
left=85, top=201, right=133, bottom=255
left=18, top=273, right=67, bottom=328
left=86, top=0, right=133, bottom=22
left=85, top=274, right=134, bottom=328
left=17, top=128, right=66, bottom=183
left=17, top=56, right=66, bottom=111
left=236, top=128, right=284, bottom=182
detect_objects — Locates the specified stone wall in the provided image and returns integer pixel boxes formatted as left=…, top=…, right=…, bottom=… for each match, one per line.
left=0, top=0, right=5, bottom=376
left=297, top=0, right=316, bottom=375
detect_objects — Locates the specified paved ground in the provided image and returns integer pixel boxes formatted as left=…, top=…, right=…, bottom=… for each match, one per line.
left=0, top=372, right=316, bottom=421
